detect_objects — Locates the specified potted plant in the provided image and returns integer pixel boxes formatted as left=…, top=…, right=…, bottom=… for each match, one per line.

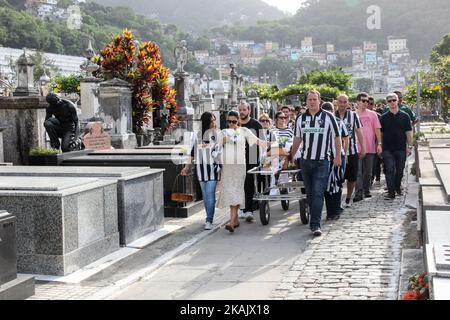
left=28, top=147, right=60, bottom=166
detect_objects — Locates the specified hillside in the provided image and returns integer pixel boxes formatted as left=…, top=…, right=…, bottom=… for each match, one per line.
left=91, top=0, right=287, bottom=33
left=211, top=0, right=450, bottom=59
left=0, top=1, right=196, bottom=71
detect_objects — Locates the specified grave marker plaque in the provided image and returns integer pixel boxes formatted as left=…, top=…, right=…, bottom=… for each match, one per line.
left=83, top=122, right=112, bottom=151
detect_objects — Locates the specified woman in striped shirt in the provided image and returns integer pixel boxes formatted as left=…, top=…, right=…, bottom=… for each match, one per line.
left=181, top=112, right=221, bottom=230
left=267, top=111, right=293, bottom=194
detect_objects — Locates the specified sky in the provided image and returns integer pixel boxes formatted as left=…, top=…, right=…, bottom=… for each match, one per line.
left=260, top=0, right=307, bottom=14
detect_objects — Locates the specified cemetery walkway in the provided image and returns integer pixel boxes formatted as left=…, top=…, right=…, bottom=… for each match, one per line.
left=27, top=164, right=417, bottom=300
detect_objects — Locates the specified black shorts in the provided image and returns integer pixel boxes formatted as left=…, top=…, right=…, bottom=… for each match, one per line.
left=345, top=154, right=359, bottom=182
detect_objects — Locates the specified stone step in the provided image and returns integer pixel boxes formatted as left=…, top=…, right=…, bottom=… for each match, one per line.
left=425, top=210, right=450, bottom=244
left=431, top=148, right=450, bottom=165
left=435, top=164, right=450, bottom=203
left=421, top=186, right=450, bottom=212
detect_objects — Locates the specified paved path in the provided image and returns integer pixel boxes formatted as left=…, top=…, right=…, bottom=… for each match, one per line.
left=272, top=181, right=409, bottom=300
left=109, top=200, right=311, bottom=300
left=27, top=178, right=412, bottom=300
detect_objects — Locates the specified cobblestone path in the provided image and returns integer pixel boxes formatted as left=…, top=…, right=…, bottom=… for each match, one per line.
left=271, top=182, right=409, bottom=300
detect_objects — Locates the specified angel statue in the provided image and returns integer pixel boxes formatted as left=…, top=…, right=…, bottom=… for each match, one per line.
left=174, top=40, right=188, bottom=73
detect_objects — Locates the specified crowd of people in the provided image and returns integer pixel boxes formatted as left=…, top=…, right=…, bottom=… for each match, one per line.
left=181, top=89, right=415, bottom=237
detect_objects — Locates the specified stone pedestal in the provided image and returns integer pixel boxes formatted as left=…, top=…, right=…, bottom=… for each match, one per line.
left=0, top=211, right=35, bottom=300
left=80, top=78, right=101, bottom=119
left=0, top=166, right=165, bottom=246
left=175, top=71, right=194, bottom=133
left=0, top=96, right=48, bottom=165
left=0, top=177, right=119, bottom=276
left=98, top=78, right=136, bottom=149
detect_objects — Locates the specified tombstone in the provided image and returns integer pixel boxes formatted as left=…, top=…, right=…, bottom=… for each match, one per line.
left=12, top=49, right=39, bottom=97
left=0, top=211, right=35, bottom=300
left=82, top=122, right=112, bottom=151
left=97, top=78, right=137, bottom=149
left=0, top=177, right=119, bottom=276
left=0, top=167, right=165, bottom=246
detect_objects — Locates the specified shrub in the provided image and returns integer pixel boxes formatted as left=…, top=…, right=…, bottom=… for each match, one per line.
left=29, top=147, right=60, bottom=156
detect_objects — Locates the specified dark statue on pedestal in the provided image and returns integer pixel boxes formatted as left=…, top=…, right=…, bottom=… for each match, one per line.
left=44, top=92, right=81, bottom=152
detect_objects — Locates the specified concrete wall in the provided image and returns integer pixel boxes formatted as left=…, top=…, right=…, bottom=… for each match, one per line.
left=0, top=96, right=47, bottom=165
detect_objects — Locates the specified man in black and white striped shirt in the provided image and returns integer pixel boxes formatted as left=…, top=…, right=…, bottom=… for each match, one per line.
left=335, top=94, right=365, bottom=208
left=290, top=90, right=342, bottom=237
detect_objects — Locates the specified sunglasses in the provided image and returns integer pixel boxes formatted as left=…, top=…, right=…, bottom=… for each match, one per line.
left=387, top=99, right=397, bottom=103
left=260, top=119, right=270, bottom=123
left=360, top=99, right=369, bottom=103
left=277, top=117, right=287, bottom=120
left=227, top=120, right=238, bottom=124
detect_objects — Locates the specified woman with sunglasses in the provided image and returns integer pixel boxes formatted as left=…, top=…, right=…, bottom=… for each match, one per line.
left=218, top=110, right=269, bottom=233
left=258, top=113, right=273, bottom=141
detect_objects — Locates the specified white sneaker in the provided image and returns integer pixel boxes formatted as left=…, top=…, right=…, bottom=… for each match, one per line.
left=238, top=210, right=246, bottom=219
left=245, top=212, right=254, bottom=222
left=204, top=222, right=213, bottom=230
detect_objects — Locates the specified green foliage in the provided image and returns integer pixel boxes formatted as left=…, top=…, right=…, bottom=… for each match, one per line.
left=430, top=34, right=450, bottom=65
left=271, top=83, right=341, bottom=103
left=50, top=74, right=83, bottom=94
left=29, top=50, right=60, bottom=83
left=257, top=57, right=297, bottom=87
left=405, top=34, right=450, bottom=116
left=244, top=83, right=279, bottom=100
left=29, top=147, right=60, bottom=156
left=298, top=67, right=352, bottom=92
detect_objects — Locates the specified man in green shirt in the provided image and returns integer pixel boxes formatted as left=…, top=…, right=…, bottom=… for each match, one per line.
left=383, top=91, right=418, bottom=125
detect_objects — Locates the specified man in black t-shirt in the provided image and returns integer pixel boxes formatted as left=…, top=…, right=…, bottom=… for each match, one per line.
left=238, top=101, right=265, bottom=222
left=380, top=93, right=413, bottom=200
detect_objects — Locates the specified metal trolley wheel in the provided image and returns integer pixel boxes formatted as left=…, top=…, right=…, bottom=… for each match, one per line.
left=299, top=198, right=309, bottom=225
left=259, top=200, right=271, bottom=225
left=280, top=188, right=289, bottom=210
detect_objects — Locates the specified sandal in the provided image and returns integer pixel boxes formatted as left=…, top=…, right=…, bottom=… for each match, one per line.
left=225, top=224, right=234, bottom=233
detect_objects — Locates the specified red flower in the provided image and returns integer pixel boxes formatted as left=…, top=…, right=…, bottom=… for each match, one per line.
left=402, top=290, right=422, bottom=300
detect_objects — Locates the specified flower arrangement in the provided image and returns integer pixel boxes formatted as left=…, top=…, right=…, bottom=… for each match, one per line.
left=402, top=273, right=430, bottom=300
left=94, top=29, right=177, bottom=134
left=223, top=129, right=240, bottom=144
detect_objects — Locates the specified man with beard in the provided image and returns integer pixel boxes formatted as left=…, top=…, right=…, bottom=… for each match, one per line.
left=238, top=101, right=265, bottom=222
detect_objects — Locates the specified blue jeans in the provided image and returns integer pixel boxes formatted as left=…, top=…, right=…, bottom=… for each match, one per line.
left=299, top=159, right=330, bottom=230
left=383, top=150, right=406, bottom=194
left=199, top=180, right=218, bottom=223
